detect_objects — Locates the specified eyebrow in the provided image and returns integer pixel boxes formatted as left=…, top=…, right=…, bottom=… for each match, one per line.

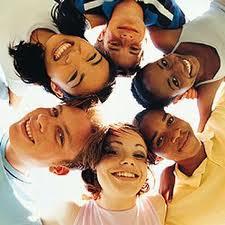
left=60, top=106, right=72, bottom=146
left=150, top=112, right=167, bottom=143
left=162, top=112, right=168, bottom=121
left=64, top=125, right=72, bottom=146
left=109, top=140, right=123, bottom=145
left=135, top=143, right=146, bottom=150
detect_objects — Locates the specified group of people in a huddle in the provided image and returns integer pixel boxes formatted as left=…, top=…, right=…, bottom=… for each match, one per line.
left=1, top=0, right=225, bottom=225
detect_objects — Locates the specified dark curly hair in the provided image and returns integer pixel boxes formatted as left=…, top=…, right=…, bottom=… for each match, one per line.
left=8, top=41, right=117, bottom=106
left=131, top=68, right=175, bottom=109
left=8, top=0, right=117, bottom=106
left=80, top=123, right=157, bottom=199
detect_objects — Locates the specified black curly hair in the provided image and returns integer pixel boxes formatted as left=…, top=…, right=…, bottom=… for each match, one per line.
left=131, top=68, right=175, bottom=109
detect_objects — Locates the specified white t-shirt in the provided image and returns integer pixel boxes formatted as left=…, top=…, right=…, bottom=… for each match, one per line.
left=172, top=0, right=225, bottom=87
left=0, top=0, right=57, bottom=96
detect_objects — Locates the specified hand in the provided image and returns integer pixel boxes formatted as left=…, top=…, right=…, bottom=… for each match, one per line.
left=159, top=164, right=176, bottom=204
left=173, top=87, right=198, bottom=104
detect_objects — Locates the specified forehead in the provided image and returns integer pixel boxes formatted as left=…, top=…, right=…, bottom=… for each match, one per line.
left=109, top=51, right=140, bottom=69
left=107, top=128, right=146, bottom=147
left=140, top=110, right=165, bottom=135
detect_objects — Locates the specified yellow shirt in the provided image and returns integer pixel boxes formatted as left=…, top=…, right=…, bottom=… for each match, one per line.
left=166, top=86, right=225, bottom=225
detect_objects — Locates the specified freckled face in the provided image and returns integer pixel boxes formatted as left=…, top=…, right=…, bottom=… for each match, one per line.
left=142, top=54, right=200, bottom=98
left=139, top=110, right=200, bottom=162
left=44, top=34, right=110, bottom=96
left=9, top=105, right=93, bottom=167
left=96, top=129, right=148, bottom=197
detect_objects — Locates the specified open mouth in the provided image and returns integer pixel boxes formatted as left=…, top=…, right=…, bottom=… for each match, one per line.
left=182, top=59, right=192, bottom=77
left=25, top=119, right=35, bottom=143
left=54, top=42, right=73, bottom=61
left=178, top=132, right=189, bottom=152
left=111, top=171, right=139, bottom=179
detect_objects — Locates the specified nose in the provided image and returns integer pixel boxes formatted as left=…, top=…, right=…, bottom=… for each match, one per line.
left=37, top=114, right=49, bottom=133
left=171, top=128, right=181, bottom=143
left=120, top=156, right=135, bottom=166
left=120, top=33, right=133, bottom=41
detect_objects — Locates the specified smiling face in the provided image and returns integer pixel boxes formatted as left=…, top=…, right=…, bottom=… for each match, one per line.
left=44, top=34, right=110, bottom=96
left=139, top=110, right=200, bottom=162
left=101, top=16, right=145, bottom=70
left=142, top=54, right=200, bottom=98
left=9, top=105, right=93, bottom=167
left=96, top=128, right=148, bottom=198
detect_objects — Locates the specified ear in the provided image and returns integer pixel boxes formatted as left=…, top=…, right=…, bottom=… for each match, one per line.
left=97, top=27, right=107, bottom=41
left=49, top=165, right=70, bottom=176
left=50, top=81, right=64, bottom=99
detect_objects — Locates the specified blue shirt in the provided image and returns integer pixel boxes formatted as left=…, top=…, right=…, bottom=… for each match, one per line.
left=0, top=132, right=42, bottom=225
left=74, top=0, right=186, bottom=28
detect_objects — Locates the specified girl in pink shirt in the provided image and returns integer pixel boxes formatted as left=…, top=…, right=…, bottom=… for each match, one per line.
left=43, top=124, right=166, bottom=225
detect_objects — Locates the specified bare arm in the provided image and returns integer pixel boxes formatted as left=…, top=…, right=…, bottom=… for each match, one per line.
left=197, top=79, right=223, bottom=132
left=147, top=27, right=182, bottom=54
left=159, top=164, right=176, bottom=204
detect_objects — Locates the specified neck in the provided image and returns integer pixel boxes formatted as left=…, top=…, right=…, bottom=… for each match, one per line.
left=112, top=0, right=143, bottom=20
left=30, top=28, right=55, bottom=45
left=5, top=143, right=30, bottom=176
left=96, top=191, right=136, bottom=211
left=177, top=142, right=206, bottom=176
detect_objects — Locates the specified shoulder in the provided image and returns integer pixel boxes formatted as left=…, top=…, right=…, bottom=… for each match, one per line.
left=146, top=194, right=167, bottom=225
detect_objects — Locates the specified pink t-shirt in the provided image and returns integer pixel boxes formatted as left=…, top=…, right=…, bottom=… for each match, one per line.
left=74, top=196, right=162, bottom=225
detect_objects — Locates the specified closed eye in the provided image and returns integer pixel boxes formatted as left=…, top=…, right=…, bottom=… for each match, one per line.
left=104, top=146, right=118, bottom=156
left=133, top=153, right=147, bottom=160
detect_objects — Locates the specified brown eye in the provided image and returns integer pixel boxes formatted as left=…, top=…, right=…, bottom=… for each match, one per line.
left=167, top=116, right=175, bottom=126
left=172, top=76, right=180, bottom=88
left=104, top=146, right=117, bottom=156
left=161, top=59, right=168, bottom=67
left=50, top=107, right=59, bottom=117
left=156, top=136, right=164, bottom=147
left=57, top=127, right=65, bottom=146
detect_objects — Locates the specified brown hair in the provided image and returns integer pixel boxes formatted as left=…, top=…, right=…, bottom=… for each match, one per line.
left=80, top=123, right=156, bottom=199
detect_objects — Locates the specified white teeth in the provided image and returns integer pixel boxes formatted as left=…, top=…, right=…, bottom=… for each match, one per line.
left=54, top=43, right=72, bottom=60
left=25, top=120, right=34, bottom=143
left=183, top=59, right=192, bottom=75
left=113, top=171, right=137, bottom=178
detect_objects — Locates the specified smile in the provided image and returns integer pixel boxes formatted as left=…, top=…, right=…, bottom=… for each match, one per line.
left=111, top=171, right=139, bottom=178
left=25, top=120, right=35, bottom=143
left=182, top=59, right=192, bottom=76
left=54, top=42, right=72, bottom=61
